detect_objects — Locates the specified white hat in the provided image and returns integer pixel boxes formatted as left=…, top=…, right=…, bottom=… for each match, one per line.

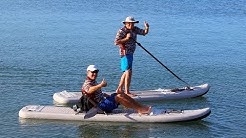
left=122, top=16, right=139, bottom=24
left=87, top=65, right=99, bottom=71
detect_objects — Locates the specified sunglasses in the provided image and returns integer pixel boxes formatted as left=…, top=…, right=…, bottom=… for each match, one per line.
left=91, top=70, right=99, bottom=73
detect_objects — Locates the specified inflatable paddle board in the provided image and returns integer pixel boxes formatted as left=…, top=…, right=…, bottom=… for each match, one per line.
left=19, top=105, right=211, bottom=123
left=53, top=83, right=210, bottom=104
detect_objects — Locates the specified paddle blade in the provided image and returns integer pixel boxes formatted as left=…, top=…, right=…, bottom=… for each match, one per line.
left=84, top=107, right=98, bottom=119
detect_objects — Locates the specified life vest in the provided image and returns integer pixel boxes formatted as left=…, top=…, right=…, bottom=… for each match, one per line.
left=80, top=89, right=96, bottom=112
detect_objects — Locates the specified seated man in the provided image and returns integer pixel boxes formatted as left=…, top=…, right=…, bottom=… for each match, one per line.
left=81, top=65, right=151, bottom=114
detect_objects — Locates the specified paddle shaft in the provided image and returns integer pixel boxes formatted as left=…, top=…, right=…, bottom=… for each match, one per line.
left=134, top=40, right=190, bottom=86
left=83, top=94, right=106, bottom=119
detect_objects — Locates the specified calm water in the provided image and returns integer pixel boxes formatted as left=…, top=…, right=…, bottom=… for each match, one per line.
left=0, top=0, right=245, bottom=137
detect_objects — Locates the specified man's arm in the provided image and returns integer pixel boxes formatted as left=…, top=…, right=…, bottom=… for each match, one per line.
left=115, top=33, right=131, bottom=45
left=87, top=79, right=107, bottom=94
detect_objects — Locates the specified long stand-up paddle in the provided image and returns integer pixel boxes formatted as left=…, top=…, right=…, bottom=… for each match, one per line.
left=134, top=40, right=190, bottom=87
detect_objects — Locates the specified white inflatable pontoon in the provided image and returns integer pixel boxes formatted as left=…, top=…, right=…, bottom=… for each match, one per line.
left=53, top=84, right=210, bottom=104
left=19, top=105, right=211, bottom=123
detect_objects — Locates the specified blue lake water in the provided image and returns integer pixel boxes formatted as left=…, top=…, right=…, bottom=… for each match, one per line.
left=0, top=0, right=245, bottom=137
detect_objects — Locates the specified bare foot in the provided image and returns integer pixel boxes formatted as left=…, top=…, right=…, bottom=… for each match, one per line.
left=116, top=88, right=123, bottom=94
left=125, top=92, right=137, bottom=97
left=138, top=106, right=152, bottom=115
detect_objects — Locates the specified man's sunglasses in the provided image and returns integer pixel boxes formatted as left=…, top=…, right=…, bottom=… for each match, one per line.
left=91, top=70, right=99, bottom=73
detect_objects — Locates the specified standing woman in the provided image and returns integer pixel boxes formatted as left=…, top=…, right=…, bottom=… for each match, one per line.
left=114, top=16, right=149, bottom=96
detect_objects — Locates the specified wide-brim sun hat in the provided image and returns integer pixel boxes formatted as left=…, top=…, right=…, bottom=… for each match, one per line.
left=87, top=65, right=99, bottom=71
left=122, top=16, right=139, bottom=24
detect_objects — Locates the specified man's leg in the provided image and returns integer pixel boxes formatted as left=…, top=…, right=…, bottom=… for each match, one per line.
left=117, top=54, right=135, bottom=96
left=116, top=54, right=130, bottom=94
left=116, top=72, right=126, bottom=94
left=124, top=69, right=132, bottom=95
left=124, top=54, right=136, bottom=96
left=115, top=93, right=151, bottom=114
